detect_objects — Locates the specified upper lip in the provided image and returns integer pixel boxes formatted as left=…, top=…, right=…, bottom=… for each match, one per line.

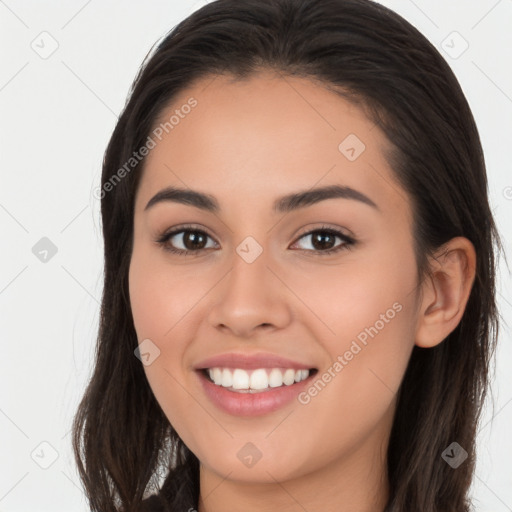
left=194, top=352, right=316, bottom=371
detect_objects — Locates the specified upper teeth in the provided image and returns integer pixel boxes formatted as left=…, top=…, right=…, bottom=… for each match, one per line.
left=207, top=367, right=310, bottom=391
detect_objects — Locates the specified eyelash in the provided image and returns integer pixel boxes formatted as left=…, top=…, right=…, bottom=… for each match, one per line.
left=155, top=223, right=356, bottom=257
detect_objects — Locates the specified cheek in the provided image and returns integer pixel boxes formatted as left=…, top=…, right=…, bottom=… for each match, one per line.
left=287, top=247, right=418, bottom=433
left=128, top=249, right=191, bottom=402
left=128, top=245, right=201, bottom=343
left=288, top=244, right=418, bottom=356
left=128, top=252, right=202, bottom=443
left=271, top=284, right=417, bottom=479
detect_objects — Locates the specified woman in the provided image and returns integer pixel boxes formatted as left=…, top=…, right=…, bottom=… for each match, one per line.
left=72, top=0, right=502, bottom=510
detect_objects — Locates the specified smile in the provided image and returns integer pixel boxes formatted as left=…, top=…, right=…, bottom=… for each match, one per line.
left=204, top=367, right=312, bottom=392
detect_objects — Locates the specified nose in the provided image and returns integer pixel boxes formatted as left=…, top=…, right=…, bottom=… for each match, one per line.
left=207, top=246, right=293, bottom=339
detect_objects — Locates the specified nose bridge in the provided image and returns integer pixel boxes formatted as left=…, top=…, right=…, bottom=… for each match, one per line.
left=235, top=236, right=269, bottom=284
left=207, top=235, right=292, bottom=335
left=226, top=236, right=274, bottom=305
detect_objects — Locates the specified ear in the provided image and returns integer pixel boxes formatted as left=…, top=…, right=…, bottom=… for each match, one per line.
left=415, top=237, right=476, bottom=348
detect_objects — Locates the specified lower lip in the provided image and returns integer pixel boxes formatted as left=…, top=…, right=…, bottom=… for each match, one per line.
left=197, top=370, right=314, bottom=417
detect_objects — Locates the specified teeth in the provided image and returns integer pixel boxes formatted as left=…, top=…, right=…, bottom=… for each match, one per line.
left=212, top=368, right=222, bottom=385
left=268, top=368, right=283, bottom=388
left=232, top=369, right=250, bottom=390
left=250, top=369, right=268, bottom=390
left=205, top=367, right=311, bottom=392
left=283, top=368, right=296, bottom=385
left=221, top=368, right=233, bottom=388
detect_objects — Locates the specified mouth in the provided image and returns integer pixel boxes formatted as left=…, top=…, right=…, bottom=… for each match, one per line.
left=193, top=352, right=319, bottom=416
left=200, top=367, right=318, bottom=393
left=195, top=364, right=318, bottom=416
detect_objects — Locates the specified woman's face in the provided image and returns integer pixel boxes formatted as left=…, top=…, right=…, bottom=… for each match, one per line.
left=129, top=71, right=422, bottom=487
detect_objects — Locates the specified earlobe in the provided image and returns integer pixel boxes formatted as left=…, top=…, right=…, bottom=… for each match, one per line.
left=415, top=237, right=476, bottom=348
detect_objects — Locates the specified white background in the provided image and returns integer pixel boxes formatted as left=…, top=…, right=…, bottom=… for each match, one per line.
left=0, top=1, right=511, bottom=511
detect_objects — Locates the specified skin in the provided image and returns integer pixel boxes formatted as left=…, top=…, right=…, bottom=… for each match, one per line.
left=128, top=70, right=476, bottom=512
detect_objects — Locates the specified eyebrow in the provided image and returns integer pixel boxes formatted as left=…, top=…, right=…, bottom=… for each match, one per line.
left=144, top=184, right=379, bottom=213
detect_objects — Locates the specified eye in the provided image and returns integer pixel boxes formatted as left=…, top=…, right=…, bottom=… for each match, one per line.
left=290, top=225, right=355, bottom=255
left=156, top=224, right=218, bottom=256
left=155, top=224, right=355, bottom=256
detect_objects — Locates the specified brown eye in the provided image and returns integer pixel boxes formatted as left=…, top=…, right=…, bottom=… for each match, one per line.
left=291, top=227, right=355, bottom=255
left=157, top=227, right=217, bottom=255
left=156, top=225, right=355, bottom=257
left=178, top=230, right=209, bottom=250
left=309, top=231, right=337, bottom=250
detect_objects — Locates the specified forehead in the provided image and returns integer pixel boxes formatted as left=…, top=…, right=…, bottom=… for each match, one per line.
left=136, top=71, right=408, bottom=220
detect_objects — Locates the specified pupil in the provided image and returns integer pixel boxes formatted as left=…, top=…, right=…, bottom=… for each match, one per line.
left=185, top=231, right=206, bottom=250
left=313, top=232, right=334, bottom=250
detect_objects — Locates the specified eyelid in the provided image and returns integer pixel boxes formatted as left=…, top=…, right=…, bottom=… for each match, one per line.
left=156, top=223, right=216, bottom=241
left=292, top=223, right=354, bottom=241
left=158, top=223, right=353, bottom=241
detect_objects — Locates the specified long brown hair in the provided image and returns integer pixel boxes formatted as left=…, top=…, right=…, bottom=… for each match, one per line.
left=72, top=1, right=502, bottom=510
